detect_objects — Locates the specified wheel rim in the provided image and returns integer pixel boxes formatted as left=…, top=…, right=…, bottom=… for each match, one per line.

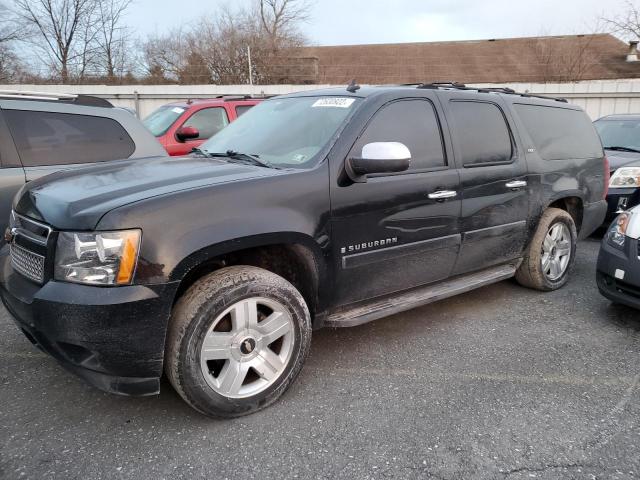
left=541, top=222, right=572, bottom=281
left=199, top=297, right=295, bottom=399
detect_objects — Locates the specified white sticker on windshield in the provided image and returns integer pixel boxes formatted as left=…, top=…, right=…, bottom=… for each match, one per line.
left=312, top=98, right=355, bottom=108
left=172, top=107, right=185, bottom=114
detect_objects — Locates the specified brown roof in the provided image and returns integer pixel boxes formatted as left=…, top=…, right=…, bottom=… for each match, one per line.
left=296, top=34, right=640, bottom=84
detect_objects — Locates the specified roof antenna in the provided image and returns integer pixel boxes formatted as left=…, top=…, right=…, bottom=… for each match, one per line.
left=346, top=79, right=360, bottom=93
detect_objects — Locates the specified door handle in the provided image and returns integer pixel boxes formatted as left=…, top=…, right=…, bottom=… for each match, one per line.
left=428, top=190, right=457, bottom=200
left=505, top=180, right=527, bottom=189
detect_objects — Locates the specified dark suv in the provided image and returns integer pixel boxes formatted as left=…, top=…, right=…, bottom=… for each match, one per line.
left=0, top=90, right=166, bottom=236
left=0, top=84, right=607, bottom=418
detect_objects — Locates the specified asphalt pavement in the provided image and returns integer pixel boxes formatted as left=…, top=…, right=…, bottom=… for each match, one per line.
left=1, top=237, right=639, bottom=480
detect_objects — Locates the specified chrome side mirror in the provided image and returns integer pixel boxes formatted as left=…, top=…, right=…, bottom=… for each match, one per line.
left=347, top=142, right=411, bottom=182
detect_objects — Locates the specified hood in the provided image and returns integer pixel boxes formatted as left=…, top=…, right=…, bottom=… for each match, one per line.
left=14, top=155, right=280, bottom=230
left=605, top=149, right=640, bottom=172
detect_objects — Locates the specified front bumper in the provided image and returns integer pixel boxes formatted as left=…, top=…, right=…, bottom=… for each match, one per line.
left=0, top=250, right=179, bottom=396
left=596, top=236, right=640, bottom=310
left=605, top=187, right=640, bottom=225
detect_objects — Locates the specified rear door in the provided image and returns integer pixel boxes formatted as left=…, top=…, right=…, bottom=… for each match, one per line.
left=2, top=108, right=137, bottom=182
left=438, top=92, right=529, bottom=274
left=0, top=108, right=26, bottom=237
left=330, top=94, right=462, bottom=305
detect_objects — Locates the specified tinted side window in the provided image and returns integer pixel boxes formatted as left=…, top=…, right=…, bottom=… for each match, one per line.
left=235, top=105, right=254, bottom=117
left=449, top=101, right=513, bottom=166
left=352, top=99, right=446, bottom=171
left=4, top=110, right=135, bottom=167
left=182, top=107, right=229, bottom=139
left=515, top=104, right=603, bottom=160
left=0, top=110, right=22, bottom=168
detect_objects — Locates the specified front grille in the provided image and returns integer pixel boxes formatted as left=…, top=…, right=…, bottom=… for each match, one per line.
left=8, top=212, right=51, bottom=284
left=10, top=242, right=45, bottom=283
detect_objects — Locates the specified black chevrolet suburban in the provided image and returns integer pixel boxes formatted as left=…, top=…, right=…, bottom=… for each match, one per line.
left=0, top=84, right=607, bottom=418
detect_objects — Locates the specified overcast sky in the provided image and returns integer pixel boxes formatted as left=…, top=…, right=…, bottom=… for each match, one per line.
left=125, top=0, right=626, bottom=45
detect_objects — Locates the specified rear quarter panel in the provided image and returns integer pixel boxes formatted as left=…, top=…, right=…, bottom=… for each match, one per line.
left=504, top=97, right=606, bottom=236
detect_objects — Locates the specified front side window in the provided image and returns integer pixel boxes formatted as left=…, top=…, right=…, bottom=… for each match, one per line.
left=201, top=96, right=360, bottom=169
left=4, top=110, right=135, bottom=167
left=182, top=107, right=229, bottom=140
left=515, top=104, right=603, bottom=160
left=143, top=105, right=185, bottom=137
left=350, top=99, right=446, bottom=172
left=594, top=119, right=640, bottom=152
left=449, top=101, right=513, bottom=166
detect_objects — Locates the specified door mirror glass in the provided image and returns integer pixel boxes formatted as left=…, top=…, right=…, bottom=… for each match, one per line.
left=176, top=126, right=200, bottom=141
left=347, top=142, right=411, bottom=181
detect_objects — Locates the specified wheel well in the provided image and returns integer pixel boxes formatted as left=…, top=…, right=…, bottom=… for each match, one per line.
left=549, top=197, right=583, bottom=233
left=174, top=243, right=320, bottom=316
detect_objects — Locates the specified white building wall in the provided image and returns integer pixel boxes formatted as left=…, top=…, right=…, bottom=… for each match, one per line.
left=3, top=80, right=640, bottom=120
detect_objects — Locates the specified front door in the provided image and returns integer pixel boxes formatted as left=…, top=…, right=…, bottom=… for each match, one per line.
left=168, top=107, right=229, bottom=156
left=330, top=96, right=462, bottom=306
left=438, top=92, right=530, bottom=275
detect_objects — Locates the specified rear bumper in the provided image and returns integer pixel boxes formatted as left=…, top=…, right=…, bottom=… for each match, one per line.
left=580, top=199, right=608, bottom=239
left=596, top=237, right=640, bottom=310
left=0, top=249, right=179, bottom=396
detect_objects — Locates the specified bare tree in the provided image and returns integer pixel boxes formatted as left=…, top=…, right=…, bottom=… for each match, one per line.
left=527, top=34, right=601, bottom=83
left=142, top=27, right=189, bottom=82
left=0, top=1, right=19, bottom=44
left=192, top=10, right=261, bottom=84
left=602, top=1, right=640, bottom=40
left=257, top=0, right=309, bottom=51
left=0, top=1, right=21, bottom=81
left=13, top=0, right=98, bottom=83
left=95, top=0, right=132, bottom=81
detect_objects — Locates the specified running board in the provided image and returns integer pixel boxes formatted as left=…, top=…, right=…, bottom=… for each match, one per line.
left=324, top=263, right=517, bottom=328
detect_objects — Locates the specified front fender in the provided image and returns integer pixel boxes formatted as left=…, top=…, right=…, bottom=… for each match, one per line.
left=168, top=230, right=327, bottom=282
left=95, top=165, right=331, bottom=285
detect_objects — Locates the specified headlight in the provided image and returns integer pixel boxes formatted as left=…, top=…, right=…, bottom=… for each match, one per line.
left=55, top=230, right=141, bottom=286
left=607, top=212, right=631, bottom=249
left=610, top=167, right=640, bottom=188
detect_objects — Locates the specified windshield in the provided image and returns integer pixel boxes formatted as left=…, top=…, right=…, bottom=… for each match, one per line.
left=594, top=119, right=640, bottom=151
left=143, top=105, right=186, bottom=137
left=200, top=96, right=360, bottom=168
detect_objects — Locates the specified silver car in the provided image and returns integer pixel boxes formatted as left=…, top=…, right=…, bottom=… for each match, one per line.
left=0, top=90, right=166, bottom=236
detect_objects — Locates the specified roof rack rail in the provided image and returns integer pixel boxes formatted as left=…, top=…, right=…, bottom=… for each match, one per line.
left=0, top=89, right=77, bottom=100
left=192, top=94, right=275, bottom=101
left=0, top=90, right=113, bottom=107
left=416, top=81, right=466, bottom=89
left=477, top=87, right=516, bottom=94
left=222, top=95, right=255, bottom=101
left=411, top=82, right=567, bottom=103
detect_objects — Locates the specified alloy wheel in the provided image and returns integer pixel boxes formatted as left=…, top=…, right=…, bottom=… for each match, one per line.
left=541, top=223, right=572, bottom=281
left=199, top=297, right=294, bottom=399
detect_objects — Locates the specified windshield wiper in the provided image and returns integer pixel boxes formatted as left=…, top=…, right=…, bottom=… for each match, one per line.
left=604, top=146, right=640, bottom=153
left=205, top=150, right=277, bottom=169
left=190, top=147, right=209, bottom=156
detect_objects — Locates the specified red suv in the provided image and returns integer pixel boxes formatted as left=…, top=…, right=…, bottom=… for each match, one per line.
left=143, top=97, right=262, bottom=156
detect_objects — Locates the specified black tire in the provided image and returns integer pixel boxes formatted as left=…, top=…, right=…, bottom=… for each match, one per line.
left=165, top=266, right=312, bottom=418
left=515, top=208, right=577, bottom=291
